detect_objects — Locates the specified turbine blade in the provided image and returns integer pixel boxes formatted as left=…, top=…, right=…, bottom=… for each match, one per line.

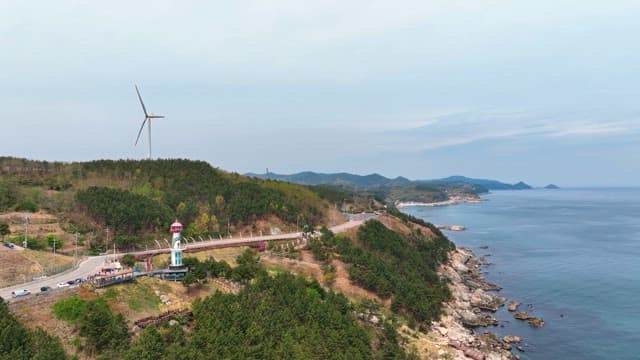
left=135, top=118, right=147, bottom=145
left=150, top=115, right=165, bottom=118
left=135, top=84, right=149, bottom=117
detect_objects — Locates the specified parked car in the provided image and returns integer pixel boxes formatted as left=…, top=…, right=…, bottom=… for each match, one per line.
left=11, top=289, right=31, bottom=297
left=40, top=286, right=52, bottom=293
left=3, top=242, right=15, bottom=249
left=57, top=282, right=70, bottom=288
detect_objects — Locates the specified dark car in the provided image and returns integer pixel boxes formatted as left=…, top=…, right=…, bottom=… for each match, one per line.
left=40, top=286, right=52, bottom=292
left=66, top=280, right=75, bottom=286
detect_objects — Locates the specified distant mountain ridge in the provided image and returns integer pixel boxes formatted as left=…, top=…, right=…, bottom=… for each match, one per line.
left=246, top=172, right=532, bottom=190
left=245, top=171, right=413, bottom=188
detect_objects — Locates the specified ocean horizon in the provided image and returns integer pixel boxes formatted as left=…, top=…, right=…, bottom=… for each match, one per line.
left=404, top=188, right=640, bottom=360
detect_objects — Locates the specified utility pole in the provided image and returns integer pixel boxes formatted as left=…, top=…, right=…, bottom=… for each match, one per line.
left=23, top=215, right=30, bottom=249
left=105, top=227, right=110, bottom=253
left=52, top=237, right=56, bottom=255
left=75, top=232, right=78, bottom=266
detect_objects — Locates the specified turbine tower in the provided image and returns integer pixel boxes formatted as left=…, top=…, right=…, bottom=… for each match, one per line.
left=134, top=84, right=164, bottom=159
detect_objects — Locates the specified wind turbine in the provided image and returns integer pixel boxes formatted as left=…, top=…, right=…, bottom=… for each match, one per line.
left=134, top=84, right=164, bottom=159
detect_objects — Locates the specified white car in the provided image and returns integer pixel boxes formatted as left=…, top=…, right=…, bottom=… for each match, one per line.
left=11, top=289, right=31, bottom=297
left=57, top=282, right=70, bottom=288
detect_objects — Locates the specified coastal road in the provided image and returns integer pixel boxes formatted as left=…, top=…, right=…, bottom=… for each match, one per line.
left=0, top=214, right=378, bottom=302
left=0, top=255, right=108, bottom=301
left=133, top=216, right=377, bottom=257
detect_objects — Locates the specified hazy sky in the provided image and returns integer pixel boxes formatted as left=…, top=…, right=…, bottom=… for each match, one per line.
left=1, top=1, right=639, bottom=186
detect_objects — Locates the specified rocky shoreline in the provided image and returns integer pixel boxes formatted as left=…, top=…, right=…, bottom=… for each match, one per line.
left=427, top=247, right=544, bottom=360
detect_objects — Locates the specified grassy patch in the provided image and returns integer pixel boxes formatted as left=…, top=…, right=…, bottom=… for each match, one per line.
left=104, top=288, right=118, bottom=300
left=52, top=296, right=88, bottom=323
left=265, top=265, right=288, bottom=276
left=122, top=281, right=161, bottom=311
left=152, top=254, right=170, bottom=269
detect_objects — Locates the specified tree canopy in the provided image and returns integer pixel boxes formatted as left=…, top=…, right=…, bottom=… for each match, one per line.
left=313, top=219, right=454, bottom=323
left=0, top=299, right=68, bottom=360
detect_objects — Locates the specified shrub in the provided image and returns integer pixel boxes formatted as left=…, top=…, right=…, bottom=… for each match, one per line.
left=15, top=199, right=38, bottom=212
left=121, top=254, right=136, bottom=268
left=53, top=296, right=88, bottom=323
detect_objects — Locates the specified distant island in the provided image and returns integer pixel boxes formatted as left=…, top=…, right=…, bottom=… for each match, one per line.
left=423, top=176, right=533, bottom=190
left=544, top=184, right=560, bottom=189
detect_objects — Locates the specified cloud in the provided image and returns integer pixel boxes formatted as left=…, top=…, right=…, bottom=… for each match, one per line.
left=378, top=110, right=640, bottom=153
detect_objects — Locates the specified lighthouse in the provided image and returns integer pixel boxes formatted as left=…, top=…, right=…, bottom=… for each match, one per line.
left=169, top=220, right=184, bottom=268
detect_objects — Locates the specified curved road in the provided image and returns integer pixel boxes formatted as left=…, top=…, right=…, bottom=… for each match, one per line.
left=0, top=255, right=108, bottom=301
left=0, top=215, right=377, bottom=302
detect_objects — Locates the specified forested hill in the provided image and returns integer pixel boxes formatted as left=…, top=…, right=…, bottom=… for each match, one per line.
left=422, top=176, right=532, bottom=190
left=0, top=157, right=340, bottom=250
left=246, top=171, right=412, bottom=188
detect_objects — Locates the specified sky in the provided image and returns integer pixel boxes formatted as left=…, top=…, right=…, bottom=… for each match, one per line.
left=1, top=1, right=639, bottom=186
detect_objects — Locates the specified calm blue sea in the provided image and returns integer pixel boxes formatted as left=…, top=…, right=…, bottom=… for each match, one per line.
left=403, top=188, right=640, bottom=360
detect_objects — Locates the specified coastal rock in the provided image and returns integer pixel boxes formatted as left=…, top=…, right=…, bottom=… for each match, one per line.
left=464, top=348, right=486, bottom=360
left=514, top=311, right=545, bottom=327
left=507, top=300, right=520, bottom=312
left=448, top=341, right=486, bottom=360
left=441, top=265, right=462, bottom=283
left=514, top=312, right=530, bottom=320
left=453, top=262, right=470, bottom=274
left=528, top=317, right=545, bottom=327
left=502, top=335, right=521, bottom=344
left=471, top=290, right=506, bottom=312
left=437, top=248, right=518, bottom=360
left=459, top=310, right=499, bottom=327
left=435, top=326, right=448, bottom=336
left=465, top=279, right=483, bottom=290
left=479, top=257, right=494, bottom=266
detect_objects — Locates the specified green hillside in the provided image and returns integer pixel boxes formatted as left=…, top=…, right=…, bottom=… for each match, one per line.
left=0, top=157, right=341, bottom=251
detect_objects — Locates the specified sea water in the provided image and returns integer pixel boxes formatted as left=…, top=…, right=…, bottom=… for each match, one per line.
left=403, top=188, right=640, bottom=360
